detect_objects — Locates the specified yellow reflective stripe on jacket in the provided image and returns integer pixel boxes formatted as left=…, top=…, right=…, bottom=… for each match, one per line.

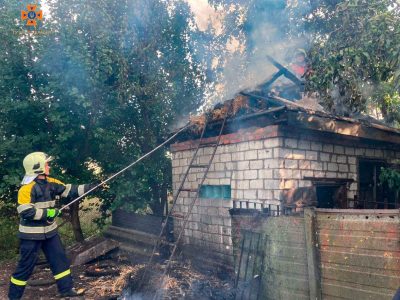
left=47, top=177, right=65, bottom=185
left=11, top=276, right=27, bottom=286
left=54, top=269, right=71, bottom=280
left=34, top=200, right=56, bottom=209
left=19, top=222, right=57, bottom=234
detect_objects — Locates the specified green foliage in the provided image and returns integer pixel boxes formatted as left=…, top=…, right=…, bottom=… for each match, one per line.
left=0, top=216, right=19, bottom=261
left=380, top=167, right=400, bottom=191
left=208, top=0, right=400, bottom=125
left=0, top=0, right=205, bottom=223
left=305, top=0, right=400, bottom=123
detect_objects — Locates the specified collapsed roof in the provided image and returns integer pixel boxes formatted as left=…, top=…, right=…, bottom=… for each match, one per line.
left=174, top=54, right=400, bottom=146
left=175, top=93, right=400, bottom=146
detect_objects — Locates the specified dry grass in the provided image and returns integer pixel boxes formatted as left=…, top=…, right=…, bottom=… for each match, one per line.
left=123, top=261, right=234, bottom=299
left=112, top=264, right=146, bottom=293
left=189, top=95, right=251, bottom=134
left=189, top=114, right=207, bottom=133
left=232, top=94, right=250, bottom=114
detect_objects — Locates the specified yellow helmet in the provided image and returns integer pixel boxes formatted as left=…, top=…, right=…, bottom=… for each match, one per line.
left=21, top=152, right=53, bottom=184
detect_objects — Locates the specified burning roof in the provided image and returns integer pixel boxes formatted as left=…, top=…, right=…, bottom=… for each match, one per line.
left=178, top=92, right=400, bottom=146
left=179, top=53, right=400, bottom=145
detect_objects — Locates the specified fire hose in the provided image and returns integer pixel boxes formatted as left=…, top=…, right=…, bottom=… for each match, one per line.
left=58, top=123, right=190, bottom=212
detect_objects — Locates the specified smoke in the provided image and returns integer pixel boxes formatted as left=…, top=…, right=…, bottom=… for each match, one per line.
left=119, top=291, right=150, bottom=300
left=189, top=0, right=312, bottom=107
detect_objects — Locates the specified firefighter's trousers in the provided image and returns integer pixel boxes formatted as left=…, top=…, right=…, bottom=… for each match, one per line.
left=8, top=234, right=73, bottom=299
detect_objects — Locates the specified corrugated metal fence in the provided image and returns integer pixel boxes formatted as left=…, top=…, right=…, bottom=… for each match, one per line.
left=232, top=208, right=400, bottom=300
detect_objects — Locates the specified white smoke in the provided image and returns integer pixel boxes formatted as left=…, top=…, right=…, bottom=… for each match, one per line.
left=187, top=0, right=311, bottom=107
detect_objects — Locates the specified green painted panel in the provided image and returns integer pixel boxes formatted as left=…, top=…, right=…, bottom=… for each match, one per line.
left=199, top=185, right=231, bottom=199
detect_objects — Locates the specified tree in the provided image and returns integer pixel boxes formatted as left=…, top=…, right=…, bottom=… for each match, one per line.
left=303, top=0, right=400, bottom=124
left=0, top=0, right=205, bottom=241
left=206, top=0, right=400, bottom=127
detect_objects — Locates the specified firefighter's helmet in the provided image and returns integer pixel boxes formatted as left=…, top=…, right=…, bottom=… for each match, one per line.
left=21, top=152, right=53, bottom=184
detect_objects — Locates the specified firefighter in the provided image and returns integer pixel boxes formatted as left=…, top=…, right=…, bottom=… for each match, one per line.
left=8, top=152, right=96, bottom=299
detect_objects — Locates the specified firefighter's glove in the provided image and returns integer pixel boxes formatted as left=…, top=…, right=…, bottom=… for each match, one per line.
left=47, top=208, right=61, bottom=221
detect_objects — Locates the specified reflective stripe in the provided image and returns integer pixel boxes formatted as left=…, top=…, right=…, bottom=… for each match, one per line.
left=61, top=184, right=72, bottom=198
left=17, top=204, right=34, bottom=213
left=34, top=201, right=56, bottom=209
left=47, top=177, right=65, bottom=185
left=19, top=222, right=57, bottom=234
left=11, top=276, right=27, bottom=286
left=33, top=209, right=44, bottom=220
left=54, top=269, right=71, bottom=280
left=77, top=185, right=85, bottom=196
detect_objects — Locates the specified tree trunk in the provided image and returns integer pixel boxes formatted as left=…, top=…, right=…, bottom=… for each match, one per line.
left=149, top=182, right=163, bottom=216
left=161, top=185, right=168, bottom=216
left=70, top=201, right=84, bottom=242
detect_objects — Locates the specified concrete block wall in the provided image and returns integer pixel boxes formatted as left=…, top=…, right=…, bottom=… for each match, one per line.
left=278, top=136, right=400, bottom=206
left=171, top=137, right=285, bottom=264
left=171, top=129, right=400, bottom=264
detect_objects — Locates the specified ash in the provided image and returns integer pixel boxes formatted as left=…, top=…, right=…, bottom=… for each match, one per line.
left=123, top=260, right=235, bottom=300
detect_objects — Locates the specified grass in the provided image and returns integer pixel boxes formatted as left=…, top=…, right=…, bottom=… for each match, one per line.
left=0, top=198, right=109, bottom=262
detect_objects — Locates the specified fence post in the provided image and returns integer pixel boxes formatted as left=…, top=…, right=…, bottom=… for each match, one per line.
left=304, top=207, right=322, bottom=300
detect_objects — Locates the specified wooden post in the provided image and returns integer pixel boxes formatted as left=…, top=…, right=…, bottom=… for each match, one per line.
left=304, top=207, right=322, bottom=300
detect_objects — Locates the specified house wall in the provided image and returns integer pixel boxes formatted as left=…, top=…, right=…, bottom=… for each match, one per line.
left=170, top=125, right=400, bottom=265
left=171, top=136, right=283, bottom=265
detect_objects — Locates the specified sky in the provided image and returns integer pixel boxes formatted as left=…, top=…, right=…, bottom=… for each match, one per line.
left=38, top=0, right=222, bottom=33
left=186, top=0, right=225, bottom=34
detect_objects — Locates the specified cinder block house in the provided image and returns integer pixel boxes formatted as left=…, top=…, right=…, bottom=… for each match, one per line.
left=170, top=99, right=400, bottom=266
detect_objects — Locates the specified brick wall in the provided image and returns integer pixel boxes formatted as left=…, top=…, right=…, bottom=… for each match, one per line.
left=170, top=125, right=400, bottom=265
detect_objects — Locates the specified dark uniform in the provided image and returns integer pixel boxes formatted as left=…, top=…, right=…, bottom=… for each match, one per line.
left=8, top=177, right=92, bottom=300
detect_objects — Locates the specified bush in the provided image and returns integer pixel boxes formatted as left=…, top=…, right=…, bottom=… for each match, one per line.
left=0, top=217, right=19, bottom=262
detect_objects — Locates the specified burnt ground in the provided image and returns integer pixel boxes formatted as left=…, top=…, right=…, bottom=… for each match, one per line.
left=0, top=251, right=235, bottom=300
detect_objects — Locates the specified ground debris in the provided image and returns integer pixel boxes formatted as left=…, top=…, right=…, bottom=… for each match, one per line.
left=124, top=260, right=235, bottom=300
left=1, top=255, right=235, bottom=300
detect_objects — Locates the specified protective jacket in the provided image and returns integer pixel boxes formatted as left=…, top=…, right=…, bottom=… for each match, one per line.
left=17, top=176, right=92, bottom=240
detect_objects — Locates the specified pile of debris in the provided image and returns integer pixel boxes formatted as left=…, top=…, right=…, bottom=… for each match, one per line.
left=0, top=236, right=235, bottom=300
left=123, top=260, right=235, bottom=300
left=188, top=91, right=324, bottom=134
left=189, top=94, right=253, bottom=132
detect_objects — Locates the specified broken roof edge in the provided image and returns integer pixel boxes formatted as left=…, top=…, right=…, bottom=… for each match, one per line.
left=286, top=106, right=400, bottom=135
left=251, top=93, right=400, bottom=135
left=172, top=94, right=400, bottom=146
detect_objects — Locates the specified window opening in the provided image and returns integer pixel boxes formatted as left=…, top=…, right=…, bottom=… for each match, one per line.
left=199, top=185, right=231, bottom=199
left=358, top=160, right=399, bottom=209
